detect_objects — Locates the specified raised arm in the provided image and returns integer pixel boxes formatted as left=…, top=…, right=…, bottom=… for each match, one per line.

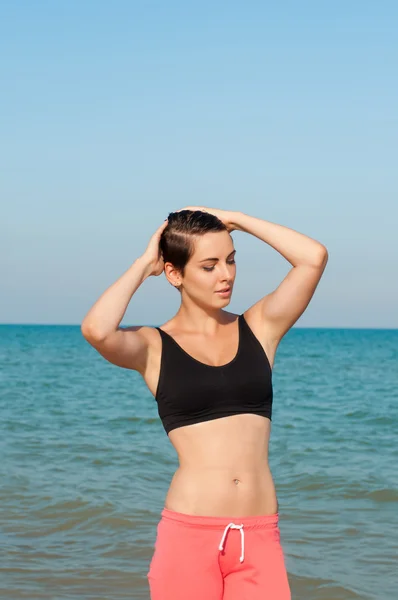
left=170, top=205, right=328, bottom=345
left=231, top=211, right=328, bottom=343
left=81, top=220, right=167, bottom=372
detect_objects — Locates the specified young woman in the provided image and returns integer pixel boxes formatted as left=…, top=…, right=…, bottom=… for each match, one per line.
left=81, top=207, right=328, bottom=600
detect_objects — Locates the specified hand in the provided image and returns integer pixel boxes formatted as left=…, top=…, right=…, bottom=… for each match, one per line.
left=140, top=220, right=168, bottom=276
left=176, top=206, right=237, bottom=232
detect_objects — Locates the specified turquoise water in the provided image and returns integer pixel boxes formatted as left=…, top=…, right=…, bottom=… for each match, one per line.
left=1, top=324, right=397, bottom=600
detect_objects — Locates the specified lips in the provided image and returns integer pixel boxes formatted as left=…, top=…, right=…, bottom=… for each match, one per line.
left=215, top=287, right=231, bottom=293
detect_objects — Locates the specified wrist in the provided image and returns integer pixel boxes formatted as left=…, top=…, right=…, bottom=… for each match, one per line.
left=134, top=255, right=154, bottom=279
left=229, top=211, right=245, bottom=232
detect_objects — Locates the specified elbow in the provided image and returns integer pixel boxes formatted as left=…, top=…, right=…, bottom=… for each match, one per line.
left=81, top=321, right=105, bottom=342
left=318, top=245, right=329, bottom=266
left=312, top=245, right=329, bottom=268
left=81, top=322, right=92, bottom=340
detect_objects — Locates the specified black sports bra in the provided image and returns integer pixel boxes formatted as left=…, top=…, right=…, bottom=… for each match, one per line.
left=154, top=313, right=273, bottom=435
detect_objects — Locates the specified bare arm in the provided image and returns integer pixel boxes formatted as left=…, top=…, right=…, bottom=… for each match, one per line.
left=81, top=221, right=167, bottom=371
left=230, top=211, right=328, bottom=342
left=178, top=206, right=328, bottom=344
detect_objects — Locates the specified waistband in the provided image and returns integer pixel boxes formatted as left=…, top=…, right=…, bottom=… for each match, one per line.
left=160, top=507, right=279, bottom=530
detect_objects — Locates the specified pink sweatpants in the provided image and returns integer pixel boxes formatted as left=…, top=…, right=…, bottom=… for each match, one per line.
left=147, top=507, right=291, bottom=600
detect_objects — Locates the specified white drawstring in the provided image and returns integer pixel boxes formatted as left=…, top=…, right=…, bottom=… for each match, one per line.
left=218, top=522, right=245, bottom=563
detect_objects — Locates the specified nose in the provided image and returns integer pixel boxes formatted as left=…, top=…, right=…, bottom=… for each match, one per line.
left=222, top=261, right=235, bottom=281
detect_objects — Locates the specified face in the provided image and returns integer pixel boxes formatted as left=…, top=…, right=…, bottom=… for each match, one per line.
left=174, top=231, right=236, bottom=307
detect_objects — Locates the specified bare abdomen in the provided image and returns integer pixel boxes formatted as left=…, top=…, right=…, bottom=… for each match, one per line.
left=164, top=464, right=278, bottom=517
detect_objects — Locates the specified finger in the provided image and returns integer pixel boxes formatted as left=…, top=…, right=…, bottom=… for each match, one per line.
left=157, top=220, right=169, bottom=233
left=152, top=220, right=168, bottom=240
left=175, top=206, right=206, bottom=213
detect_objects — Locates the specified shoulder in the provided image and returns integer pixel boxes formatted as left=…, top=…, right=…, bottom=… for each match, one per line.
left=242, top=304, right=273, bottom=342
left=132, top=324, right=166, bottom=352
left=241, top=306, right=278, bottom=368
left=120, top=324, right=163, bottom=357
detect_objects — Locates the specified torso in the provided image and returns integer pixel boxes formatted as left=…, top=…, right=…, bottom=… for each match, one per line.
left=140, top=309, right=279, bottom=517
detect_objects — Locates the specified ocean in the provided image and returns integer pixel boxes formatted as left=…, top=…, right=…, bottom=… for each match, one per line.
left=1, top=324, right=397, bottom=599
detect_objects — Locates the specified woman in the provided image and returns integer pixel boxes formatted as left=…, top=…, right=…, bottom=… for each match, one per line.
left=81, top=207, right=328, bottom=600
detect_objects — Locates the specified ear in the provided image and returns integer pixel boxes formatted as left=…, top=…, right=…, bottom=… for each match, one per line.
left=164, top=262, right=182, bottom=288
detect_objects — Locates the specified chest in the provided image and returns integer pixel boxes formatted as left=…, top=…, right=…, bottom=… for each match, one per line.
left=156, top=346, right=272, bottom=412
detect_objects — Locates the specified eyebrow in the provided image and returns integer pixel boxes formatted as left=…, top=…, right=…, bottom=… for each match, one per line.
left=199, top=250, right=236, bottom=263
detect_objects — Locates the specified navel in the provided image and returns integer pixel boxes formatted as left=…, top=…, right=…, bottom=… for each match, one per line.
left=233, top=478, right=240, bottom=485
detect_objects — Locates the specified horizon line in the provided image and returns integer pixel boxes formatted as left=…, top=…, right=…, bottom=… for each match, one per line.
left=0, top=323, right=397, bottom=331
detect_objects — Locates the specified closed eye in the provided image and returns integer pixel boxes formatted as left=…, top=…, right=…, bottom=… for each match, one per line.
left=203, top=259, right=236, bottom=272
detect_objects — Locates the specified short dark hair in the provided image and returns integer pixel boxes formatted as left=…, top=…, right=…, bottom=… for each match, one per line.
left=160, top=210, right=227, bottom=274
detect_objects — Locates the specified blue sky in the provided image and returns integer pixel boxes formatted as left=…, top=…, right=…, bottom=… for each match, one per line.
left=1, top=1, right=397, bottom=327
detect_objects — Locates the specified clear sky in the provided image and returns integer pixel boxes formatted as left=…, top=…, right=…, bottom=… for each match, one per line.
left=1, top=1, right=397, bottom=328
